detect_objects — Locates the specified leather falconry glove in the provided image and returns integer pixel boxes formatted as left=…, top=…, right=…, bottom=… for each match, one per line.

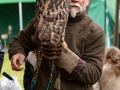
left=55, top=48, right=80, bottom=74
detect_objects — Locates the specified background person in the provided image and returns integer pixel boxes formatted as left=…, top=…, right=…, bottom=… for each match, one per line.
left=94, top=46, right=120, bottom=90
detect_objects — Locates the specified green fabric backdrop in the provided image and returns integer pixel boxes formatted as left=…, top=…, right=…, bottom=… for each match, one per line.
left=88, top=0, right=105, bottom=30
left=0, top=0, right=35, bottom=4
left=88, top=0, right=119, bottom=48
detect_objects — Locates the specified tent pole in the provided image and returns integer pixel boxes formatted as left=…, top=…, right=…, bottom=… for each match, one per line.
left=105, top=0, right=106, bottom=32
left=114, top=0, right=120, bottom=47
left=18, top=2, right=23, bottom=31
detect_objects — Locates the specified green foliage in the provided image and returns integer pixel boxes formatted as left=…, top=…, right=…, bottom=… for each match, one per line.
left=0, top=53, right=25, bottom=90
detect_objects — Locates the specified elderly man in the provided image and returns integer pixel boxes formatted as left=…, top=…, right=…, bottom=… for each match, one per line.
left=8, top=0, right=105, bottom=90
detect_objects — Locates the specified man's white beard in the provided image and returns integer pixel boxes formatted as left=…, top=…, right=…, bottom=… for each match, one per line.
left=69, top=2, right=87, bottom=18
left=70, top=7, right=77, bottom=18
left=103, top=64, right=112, bottom=70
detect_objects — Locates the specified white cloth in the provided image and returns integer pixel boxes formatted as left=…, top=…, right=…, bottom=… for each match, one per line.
left=93, top=82, right=100, bottom=90
left=0, top=76, right=22, bottom=90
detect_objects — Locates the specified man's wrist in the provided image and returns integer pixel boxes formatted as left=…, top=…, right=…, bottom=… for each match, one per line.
left=58, top=58, right=86, bottom=80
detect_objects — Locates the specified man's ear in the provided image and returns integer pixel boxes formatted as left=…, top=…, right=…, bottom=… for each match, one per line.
left=86, top=0, right=90, bottom=6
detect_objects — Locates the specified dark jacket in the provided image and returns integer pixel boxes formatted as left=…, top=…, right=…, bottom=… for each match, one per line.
left=8, top=12, right=105, bottom=90
left=24, top=58, right=34, bottom=90
left=0, top=41, right=4, bottom=73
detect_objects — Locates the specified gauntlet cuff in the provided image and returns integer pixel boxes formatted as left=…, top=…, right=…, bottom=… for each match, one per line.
left=58, top=58, right=85, bottom=80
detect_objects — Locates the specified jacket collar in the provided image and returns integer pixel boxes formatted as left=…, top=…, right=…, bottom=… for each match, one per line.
left=67, top=11, right=86, bottom=25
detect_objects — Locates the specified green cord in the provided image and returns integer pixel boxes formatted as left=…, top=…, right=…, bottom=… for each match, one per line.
left=30, top=79, right=36, bottom=90
left=46, top=60, right=55, bottom=90
left=46, top=79, right=52, bottom=90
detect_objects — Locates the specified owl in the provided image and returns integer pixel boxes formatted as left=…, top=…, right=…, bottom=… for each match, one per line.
left=34, top=0, right=69, bottom=49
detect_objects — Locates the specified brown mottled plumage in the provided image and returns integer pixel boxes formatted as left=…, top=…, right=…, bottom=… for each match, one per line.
left=34, top=0, right=69, bottom=47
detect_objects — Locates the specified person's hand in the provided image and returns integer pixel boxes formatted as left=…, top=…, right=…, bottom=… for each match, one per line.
left=10, top=53, right=25, bottom=71
left=41, top=42, right=62, bottom=60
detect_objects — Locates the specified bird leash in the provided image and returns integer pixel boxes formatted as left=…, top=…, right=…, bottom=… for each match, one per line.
left=30, top=49, right=42, bottom=90
left=30, top=48, right=61, bottom=90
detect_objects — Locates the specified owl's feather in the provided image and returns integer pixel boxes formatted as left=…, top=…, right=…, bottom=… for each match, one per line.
left=35, top=0, right=69, bottom=46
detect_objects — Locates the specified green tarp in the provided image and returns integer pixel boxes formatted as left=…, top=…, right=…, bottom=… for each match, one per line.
left=106, top=0, right=116, bottom=21
left=88, top=0, right=105, bottom=30
left=105, top=0, right=115, bottom=47
left=0, top=0, right=35, bottom=4
left=88, top=0, right=120, bottom=47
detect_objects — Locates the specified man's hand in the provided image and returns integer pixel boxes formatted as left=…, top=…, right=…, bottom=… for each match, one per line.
left=10, top=53, right=25, bottom=71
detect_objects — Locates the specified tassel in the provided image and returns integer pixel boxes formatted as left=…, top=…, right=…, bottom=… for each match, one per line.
left=54, top=72, right=61, bottom=90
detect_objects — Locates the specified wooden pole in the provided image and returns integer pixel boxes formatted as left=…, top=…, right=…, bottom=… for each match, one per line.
left=114, top=0, right=120, bottom=47
left=105, top=0, right=106, bottom=32
left=18, top=2, right=23, bottom=31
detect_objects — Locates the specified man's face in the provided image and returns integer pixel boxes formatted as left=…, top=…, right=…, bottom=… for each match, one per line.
left=68, top=0, right=90, bottom=18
